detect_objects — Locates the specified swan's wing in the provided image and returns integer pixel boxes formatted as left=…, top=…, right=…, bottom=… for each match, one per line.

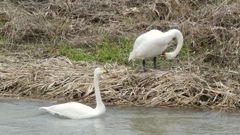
left=40, top=102, right=96, bottom=119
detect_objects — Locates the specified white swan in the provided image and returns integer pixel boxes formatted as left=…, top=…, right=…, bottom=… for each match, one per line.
left=39, top=68, right=108, bottom=119
left=128, top=29, right=183, bottom=71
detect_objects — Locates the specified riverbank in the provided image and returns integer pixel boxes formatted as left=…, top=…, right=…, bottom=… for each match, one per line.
left=0, top=0, right=239, bottom=110
left=0, top=56, right=239, bottom=111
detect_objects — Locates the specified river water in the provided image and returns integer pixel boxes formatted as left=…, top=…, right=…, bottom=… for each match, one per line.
left=0, top=98, right=240, bottom=135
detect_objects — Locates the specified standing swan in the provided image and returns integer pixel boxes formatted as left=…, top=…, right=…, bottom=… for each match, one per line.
left=39, top=68, right=108, bottom=119
left=128, top=29, right=183, bottom=71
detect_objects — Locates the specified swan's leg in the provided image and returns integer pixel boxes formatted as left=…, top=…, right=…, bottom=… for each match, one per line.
left=153, top=57, right=157, bottom=69
left=142, top=59, right=146, bottom=72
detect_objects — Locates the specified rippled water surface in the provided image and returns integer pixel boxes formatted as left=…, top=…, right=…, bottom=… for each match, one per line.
left=0, top=98, right=240, bottom=135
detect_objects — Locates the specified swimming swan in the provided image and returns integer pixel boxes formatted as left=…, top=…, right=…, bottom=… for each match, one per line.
left=39, top=68, right=108, bottom=119
left=128, top=29, right=183, bottom=71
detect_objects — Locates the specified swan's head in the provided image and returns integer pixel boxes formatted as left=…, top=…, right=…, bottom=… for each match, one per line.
left=94, top=68, right=108, bottom=76
left=162, top=52, right=176, bottom=60
left=128, top=51, right=136, bottom=62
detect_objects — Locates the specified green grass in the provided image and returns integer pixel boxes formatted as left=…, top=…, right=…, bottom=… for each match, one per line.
left=56, top=35, right=134, bottom=65
left=178, top=42, right=191, bottom=59
left=123, top=18, right=134, bottom=25
left=58, top=44, right=92, bottom=61
left=0, top=36, right=6, bottom=44
left=0, top=18, right=6, bottom=28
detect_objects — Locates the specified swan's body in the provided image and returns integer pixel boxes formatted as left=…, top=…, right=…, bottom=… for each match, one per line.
left=132, top=29, right=164, bottom=51
left=39, top=68, right=108, bottom=119
left=128, top=29, right=183, bottom=71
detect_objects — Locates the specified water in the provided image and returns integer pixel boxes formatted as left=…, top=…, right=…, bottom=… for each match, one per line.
left=0, top=98, right=240, bottom=135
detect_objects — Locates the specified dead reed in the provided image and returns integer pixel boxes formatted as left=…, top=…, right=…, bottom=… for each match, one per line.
left=0, top=57, right=239, bottom=110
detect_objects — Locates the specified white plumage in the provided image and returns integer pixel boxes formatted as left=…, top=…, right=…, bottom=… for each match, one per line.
left=129, top=29, right=183, bottom=71
left=39, top=68, right=108, bottom=119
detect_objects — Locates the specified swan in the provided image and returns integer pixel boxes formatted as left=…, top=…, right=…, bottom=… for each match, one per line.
left=39, top=68, right=108, bottom=119
left=128, top=29, right=183, bottom=71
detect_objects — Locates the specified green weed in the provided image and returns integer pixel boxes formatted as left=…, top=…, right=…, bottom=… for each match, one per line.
left=178, top=42, right=191, bottom=60
left=56, top=35, right=134, bottom=64
left=95, top=35, right=134, bottom=64
left=57, top=42, right=94, bottom=61
left=123, top=18, right=133, bottom=25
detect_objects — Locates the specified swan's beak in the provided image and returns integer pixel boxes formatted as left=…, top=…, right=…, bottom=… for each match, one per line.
left=162, top=52, right=167, bottom=59
left=102, top=68, right=109, bottom=74
left=101, top=68, right=109, bottom=79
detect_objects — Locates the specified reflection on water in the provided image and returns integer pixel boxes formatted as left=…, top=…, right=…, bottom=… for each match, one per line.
left=0, top=98, right=240, bottom=135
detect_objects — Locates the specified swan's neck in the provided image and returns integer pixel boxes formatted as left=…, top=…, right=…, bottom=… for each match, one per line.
left=94, top=74, right=105, bottom=110
left=165, top=29, right=183, bottom=59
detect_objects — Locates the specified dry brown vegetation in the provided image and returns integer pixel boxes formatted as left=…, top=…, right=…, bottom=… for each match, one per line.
left=0, top=57, right=239, bottom=111
left=0, top=0, right=239, bottom=110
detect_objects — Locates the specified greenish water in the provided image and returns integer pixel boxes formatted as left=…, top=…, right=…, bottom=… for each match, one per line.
left=0, top=98, right=240, bottom=135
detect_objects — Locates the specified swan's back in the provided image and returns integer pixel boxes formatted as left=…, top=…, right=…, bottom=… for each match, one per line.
left=40, top=102, right=104, bottom=119
left=133, top=29, right=163, bottom=50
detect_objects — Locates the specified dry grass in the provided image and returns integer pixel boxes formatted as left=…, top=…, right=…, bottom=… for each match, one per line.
left=0, top=57, right=239, bottom=110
